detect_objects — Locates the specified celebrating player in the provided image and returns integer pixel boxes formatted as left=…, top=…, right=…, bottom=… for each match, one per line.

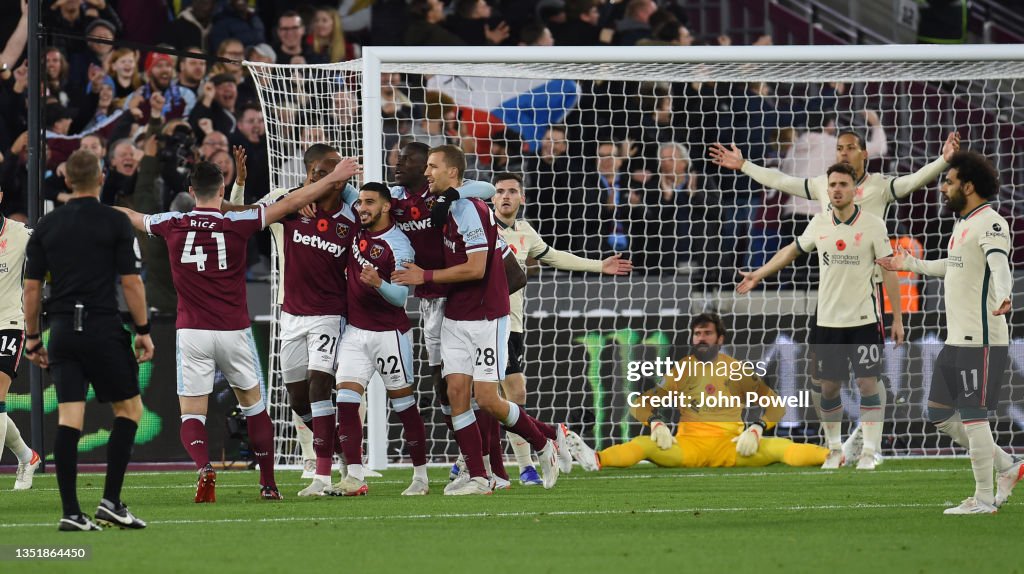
left=711, top=130, right=959, bottom=457
left=566, top=313, right=829, bottom=470
left=230, top=143, right=345, bottom=479
left=877, top=151, right=1023, bottom=514
left=119, top=157, right=360, bottom=501
left=492, top=172, right=633, bottom=485
left=330, top=182, right=429, bottom=496
left=381, top=141, right=495, bottom=441
left=737, top=163, right=903, bottom=470
left=0, top=189, right=42, bottom=490
left=393, top=145, right=559, bottom=495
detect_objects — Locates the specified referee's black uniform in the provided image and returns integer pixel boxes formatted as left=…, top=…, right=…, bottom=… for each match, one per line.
left=25, top=192, right=149, bottom=530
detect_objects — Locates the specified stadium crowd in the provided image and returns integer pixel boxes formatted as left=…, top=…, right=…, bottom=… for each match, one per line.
left=0, top=0, right=969, bottom=304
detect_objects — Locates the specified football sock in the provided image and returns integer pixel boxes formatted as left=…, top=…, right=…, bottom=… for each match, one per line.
left=5, top=414, right=33, bottom=462
left=180, top=415, right=210, bottom=469
left=391, top=395, right=428, bottom=467
left=500, top=402, right=546, bottom=451
left=0, top=410, right=7, bottom=460
left=54, top=425, right=82, bottom=517
left=476, top=409, right=507, bottom=480
left=294, top=411, right=315, bottom=462
left=413, top=465, right=428, bottom=482
left=819, top=394, right=843, bottom=449
left=336, top=390, right=363, bottom=470
left=311, top=400, right=336, bottom=477
left=103, top=417, right=138, bottom=506
left=508, top=430, right=534, bottom=470
left=241, top=400, right=276, bottom=489
left=859, top=391, right=883, bottom=456
left=874, top=378, right=887, bottom=452
left=452, top=410, right=486, bottom=478
left=526, top=414, right=558, bottom=441
left=964, top=419, right=996, bottom=506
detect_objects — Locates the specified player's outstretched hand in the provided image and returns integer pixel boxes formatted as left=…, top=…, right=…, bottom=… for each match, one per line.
left=708, top=143, right=744, bottom=171
left=943, top=131, right=961, bottom=162
left=392, top=262, right=425, bottom=286
left=359, top=264, right=382, bottom=288
left=994, top=298, right=1011, bottom=316
left=875, top=247, right=909, bottom=271
left=233, top=145, right=247, bottom=187
left=650, top=420, right=674, bottom=450
left=736, top=270, right=761, bottom=294
left=327, top=157, right=361, bottom=182
left=134, top=333, right=155, bottom=363
left=602, top=253, right=634, bottom=275
left=732, top=423, right=763, bottom=457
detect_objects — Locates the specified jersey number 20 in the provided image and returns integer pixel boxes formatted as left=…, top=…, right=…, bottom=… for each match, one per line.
left=181, top=231, right=227, bottom=272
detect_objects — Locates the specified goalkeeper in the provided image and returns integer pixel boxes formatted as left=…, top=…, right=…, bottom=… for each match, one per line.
left=566, top=313, right=828, bottom=470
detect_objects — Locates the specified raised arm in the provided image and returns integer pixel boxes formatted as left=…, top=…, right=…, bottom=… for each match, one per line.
left=263, top=157, right=361, bottom=226
left=708, top=143, right=809, bottom=196
left=114, top=206, right=148, bottom=232
left=458, top=179, right=496, bottom=200
left=890, top=132, right=959, bottom=200
left=736, top=242, right=802, bottom=294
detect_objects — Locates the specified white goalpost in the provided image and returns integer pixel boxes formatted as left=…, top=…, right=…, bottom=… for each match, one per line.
left=248, top=44, right=1024, bottom=470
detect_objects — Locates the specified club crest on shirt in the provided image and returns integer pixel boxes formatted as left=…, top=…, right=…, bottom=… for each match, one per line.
left=854, top=232, right=863, bottom=246
left=370, top=244, right=384, bottom=260
left=336, top=222, right=350, bottom=238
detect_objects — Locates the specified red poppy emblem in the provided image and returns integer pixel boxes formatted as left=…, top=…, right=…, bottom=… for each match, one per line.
left=704, top=384, right=716, bottom=395
left=359, top=239, right=368, bottom=252
left=411, top=206, right=421, bottom=219
left=317, top=218, right=328, bottom=232
left=835, top=239, right=847, bottom=251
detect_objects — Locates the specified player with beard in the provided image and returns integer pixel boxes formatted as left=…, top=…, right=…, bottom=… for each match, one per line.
left=565, top=313, right=829, bottom=470
left=364, top=142, right=494, bottom=453
left=330, top=182, right=429, bottom=496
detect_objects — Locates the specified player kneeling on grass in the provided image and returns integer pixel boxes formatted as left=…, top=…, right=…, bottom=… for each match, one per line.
left=566, top=313, right=829, bottom=470
left=329, top=182, right=430, bottom=497
left=119, top=157, right=361, bottom=502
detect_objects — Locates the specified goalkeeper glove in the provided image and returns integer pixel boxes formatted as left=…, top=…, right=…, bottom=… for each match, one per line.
left=649, top=420, right=674, bottom=450
left=732, top=422, right=764, bottom=457
left=430, top=187, right=459, bottom=228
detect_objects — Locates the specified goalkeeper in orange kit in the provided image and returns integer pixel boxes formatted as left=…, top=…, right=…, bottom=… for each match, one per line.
left=566, top=313, right=828, bottom=469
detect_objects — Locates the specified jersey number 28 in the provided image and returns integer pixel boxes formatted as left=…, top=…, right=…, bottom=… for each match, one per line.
left=181, top=231, right=227, bottom=272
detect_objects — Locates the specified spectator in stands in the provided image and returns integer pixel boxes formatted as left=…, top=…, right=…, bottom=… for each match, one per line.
left=239, top=43, right=275, bottom=105
left=489, top=129, right=526, bottom=177
left=209, top=0, right=265, bottom=53
left=104, top=47, right=141, bottom=109
left=551, top=0, right=606, bottom=45
left=656, top=141, right=697, bottom=270
left=308, top=6, right=359, bottom=62
left=45, top=0, right=122, bottom=60
left=275, top=11, right=318, bottom=65
left=519, top=20, right=555, bottom=46
left=44, top=47, right=73, bottom=109
left=44, top=134, right=108, bottom=206
left=405, top=0, right=466, bottom=46
left=446, top=0, right=511, bottom=45
left=74, top=18, right=116, bottom=90
left=45, top=103, right=73, bottom=136
left=198, top=130, right=229, bottom=161
left=207, top=149, right=236, bottom=189
left=130, top=51, right=193, bottom=122
left=595, top=139, right=628, bottom=253
left=616, top=0, right=656, bottom=45
left=410, top=91, right=450, bottom=148
left=210, top=38, right=246, bottom=83
left=164, top=0, right=214, bottom=52
left=81, top=78, right=117, bottom=132
left=104, top=138, right=140, bottom=206
left=176, top=48, right=207, bottom=102
left=230, top=103, right=268, bottom=205
left=189, top=73, right=238, bottom=136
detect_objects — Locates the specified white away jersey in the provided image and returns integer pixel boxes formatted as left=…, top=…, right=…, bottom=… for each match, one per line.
left=0, top=218, right=30, bottom=328
left=943, top=203, right=1011, bottom=346
left=796, top=206, right=893, bottom=328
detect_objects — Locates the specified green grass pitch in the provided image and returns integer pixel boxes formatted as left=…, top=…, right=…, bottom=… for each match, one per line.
left=3, top=459, right=1022, bottom=573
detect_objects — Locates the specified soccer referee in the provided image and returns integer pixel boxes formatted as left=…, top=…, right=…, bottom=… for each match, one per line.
left=23, top=150, right=155, bottom=531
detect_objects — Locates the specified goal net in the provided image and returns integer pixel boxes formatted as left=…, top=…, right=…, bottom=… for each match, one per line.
left=248, top=46, right=1024, bottom=467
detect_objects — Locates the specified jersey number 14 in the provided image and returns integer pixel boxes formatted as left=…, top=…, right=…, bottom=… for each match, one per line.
left=181, top=231, right=228, bottom=272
